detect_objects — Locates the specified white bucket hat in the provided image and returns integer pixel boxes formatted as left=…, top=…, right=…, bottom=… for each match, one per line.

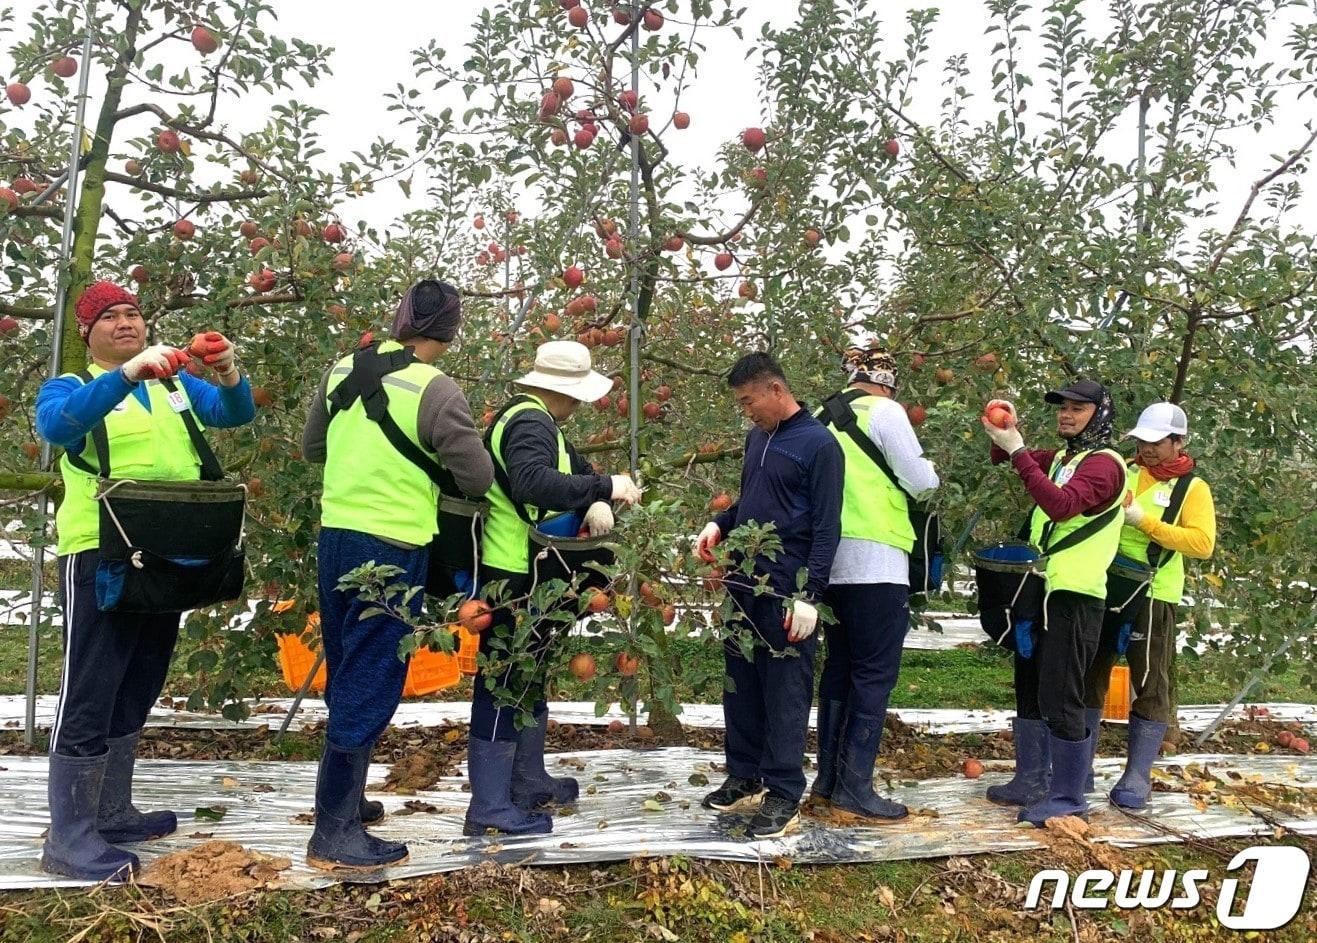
left=514, top=340, right=613, bottom=403
left=1126, top=402, right=1189, bottom=442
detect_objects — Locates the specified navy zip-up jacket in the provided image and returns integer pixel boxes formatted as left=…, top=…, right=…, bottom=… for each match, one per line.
left=713, top=406, right=844, bottom=600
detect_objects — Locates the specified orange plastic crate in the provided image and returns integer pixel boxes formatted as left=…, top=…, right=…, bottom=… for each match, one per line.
left=1102, top=664, right=1131, bottom=721
left=456, top=624, right=480, bottom=676
left=275, top=608, right=462, bottom=697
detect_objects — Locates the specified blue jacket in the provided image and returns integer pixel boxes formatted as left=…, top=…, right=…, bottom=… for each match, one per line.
left=37, top=366, right=255, bottom=453
left=713, top=407, right=844, bottom=599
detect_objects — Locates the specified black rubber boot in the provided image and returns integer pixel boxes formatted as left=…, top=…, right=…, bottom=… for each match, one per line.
left=831, top=709, right=908, bottom=822
left=306, top=741, right=409, bottom=870
left=509, top=708, right=579, bottom=811
left=359, top=739, right=384, bottom=825
left=41, top=752, right=139, bottom=882
left=463, top=738, right=553, bottom=836
left=807, top=698, right=846, bottom=806
left=97, top=731, right=177, bottom=844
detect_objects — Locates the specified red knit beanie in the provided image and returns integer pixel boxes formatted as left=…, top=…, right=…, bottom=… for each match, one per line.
left=74, top=281, right=140, bottom=342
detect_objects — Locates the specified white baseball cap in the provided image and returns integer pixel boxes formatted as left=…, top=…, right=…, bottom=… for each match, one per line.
left=1126, top=402, right=1188, bottom=442
left=513, top=340, right=613, bottom=403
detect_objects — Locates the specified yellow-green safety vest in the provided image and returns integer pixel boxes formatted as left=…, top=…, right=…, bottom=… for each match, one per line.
left=820, top=394, right=915, bottom=553
left=56, top=366, right=205, bottom=556
left=321, top=341, right=448, bottom=546
left=1027, top=448, right=1125, bottom=599
left=1118, top=470, right=1195, bottom=604
left=481, top=395, right=571, bottom=574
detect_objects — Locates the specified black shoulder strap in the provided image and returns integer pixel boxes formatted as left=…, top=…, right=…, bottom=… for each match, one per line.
left=326, top=344, right=460, bottom=495
left=160, top=378, right=225, bottom=482
left=484, top=394, right=546, bottom=526
left=819, top=390, right=916, bottom=502
left=63, top=370, right=110, bottom=478
left=1028, top=450, right=1121, bottom=553
left=1144, top=469, right=1196, bottom=569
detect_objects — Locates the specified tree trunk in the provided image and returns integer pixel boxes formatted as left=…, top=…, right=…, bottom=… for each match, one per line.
left=61, top=5, right=144, bottom=374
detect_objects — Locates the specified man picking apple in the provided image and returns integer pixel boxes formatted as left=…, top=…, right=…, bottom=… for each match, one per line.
left=301, top=279, right=494, bottom=869
left=980, top=379, right=1125, bottom=825
left=696, top=351, right=844, bottom=839
left=35, top=281, right=254, bottom=882
left=808, top=343, right=939, bottom=823
left=1082, top=402, right=1216, bottom=810
left=466, top=340, right=641, bottom=837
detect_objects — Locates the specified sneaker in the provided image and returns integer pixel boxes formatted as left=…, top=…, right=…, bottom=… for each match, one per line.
left=746, top=793, right=800, bottom=839
left=701, top=776, right=767, bottom=812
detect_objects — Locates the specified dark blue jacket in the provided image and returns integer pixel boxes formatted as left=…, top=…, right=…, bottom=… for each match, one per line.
left=713, top=406, right=844, bottom=599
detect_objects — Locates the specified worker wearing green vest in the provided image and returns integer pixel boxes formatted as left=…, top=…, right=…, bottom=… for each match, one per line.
left=809, top=344, right=939, bottom=823
left=466, top=340, right=641, bottom=837
left=301, top=280, right=494, bottom=870
left=981, top=379, right=1126, bottom=825
left=35, top=281, right=254, bottom=882
left=1083, top=403, right=1216, bottom=810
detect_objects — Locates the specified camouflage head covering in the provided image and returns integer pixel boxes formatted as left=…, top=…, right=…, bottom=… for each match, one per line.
left=843, top=340, right=897, bottom=390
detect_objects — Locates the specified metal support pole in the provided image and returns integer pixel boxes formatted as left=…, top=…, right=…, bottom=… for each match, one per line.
left=274, top=647, right=325, bottom=743
left=25, top=2, right=97, bottom=747
left=625, top=23, right=641, bottom=733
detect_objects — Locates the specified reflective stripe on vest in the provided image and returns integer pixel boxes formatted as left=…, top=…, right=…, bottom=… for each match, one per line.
left=1118, top=471, right=1193, bottom=604
left=820, top=395, right=915, bottom=552
left=481, top=395, right=571, bottom=574
left=1027, top=447, right=1125, bottom=599
left=56, top=366, right=204, bottom=556
left=321, top=341, right=446, bottom=546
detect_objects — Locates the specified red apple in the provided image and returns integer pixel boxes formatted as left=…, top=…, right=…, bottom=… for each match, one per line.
left=550, top=128, right=568, bottom=146
left=5, top=83, right=31, bottom=106
left=615, top=395, right=629, bottom=416
left=709, top=492, right=732, bottom=512
left=248, top=268, right=276, bottom=292
left=741, top=127, right=766, bottom=152
left=569, top=652, right=596, bottom=681
left=804, top=228, right=822, bottom=246
left=673, top=111, right=690, bottom=129
left=543, top=312, right=562, bottom=334
left=643, top=401, right=661, bottom=420
left=737, top=281, right=757, bottom=300
left=655, top=384, right=672, bottom=402
left=568, top=5, right=589, bottom=28
left=552, top=77, right=575, bottom=99
left=251, top=387, right=274, bottom=408
left=663, top=235, right=683, bottom=252
left=605, top=237, right=624, bottom=259
left=618, top=89, right=639, bottom=112
left=50, top=57, right=77, bottom=78
left=907, top=404, right=927, bottom=426
left=628, top=113, right=649, bottom=135
left=249, top=236, right=271, bottom=254
left=0, top=316, right=20, bottom=336
left=332, top=252, right=355, bottom=271
left=129, top=265, right=149, bottom=284
left=612, top=6, right=633, bottom=25
left=0, top=188, right=17, bottom=212
left=594, top=395, right=611, bottom=412
left=124, top=159, right=143, bottom=176
left=473, top=214, right=485, bottom=229
left=172, top=219, right=195, bottom=240
left=457, top=598, right=493, bottom=632
left=985, top=405, right=1012, bottom=429
left=538, top=90, right=561, bottom=121
left=962, top=758, right=984, bottom=779
left=748, top=166, right=767, bottom=184
left=563, top=265, right=584, bottom=289
left=643, top=8, right=664, bottom=30
left=587, top=589, right=611, bottom=614
left=239, top=220, right=259, bottom=238
left=714, top=251, right=734, bottom=271
left=191, top=26, right=219, bottom=54
left=608, top=719, right=626, bottom=734
left=974, top=352, right=999, bottom=372
left=574, top=127, right=596, bottom=149
left=614, top=651, right=639, bottom=676
left=884, top=137, right=901, bottom=157
left=156, top=129, right=181, bottom=153
left=321, top=222, right=346, bottom=243
left=10, top=177, right=38, bottom=196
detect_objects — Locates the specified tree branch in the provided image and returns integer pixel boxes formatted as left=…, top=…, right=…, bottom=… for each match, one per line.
left=1209, top=127, right=1317, bottom=275
left=103, top=171, right=270, bottom=203
left=0, top=303, right=54, bottom=320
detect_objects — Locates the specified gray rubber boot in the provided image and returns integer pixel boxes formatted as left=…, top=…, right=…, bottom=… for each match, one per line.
left=509, top=708, right=579, bottom=811
left=1109, top=713, right=1168, bottom=810
left=831, top=709, right=908, bottom=821
left=97, top=731, right=177, bottom=843
left=1082, top=708, right=1103, bottom=793
left=464, top=738, right=553, bottom=836
left=986, top=718, right=1051, bottom=807
left=807, top=698, right=846, bottom=805
left=1018, top=730, right=1094, bottom=825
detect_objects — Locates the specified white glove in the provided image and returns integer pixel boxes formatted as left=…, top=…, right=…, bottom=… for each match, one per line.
left=205, top=334, right=237, bottom=376
left=786, top=599, right=818, bottom=643
left=584, top=501, right=614, bottom=536
left=610, top=474, right=642, bottom=505
left=1124, top=500, right=1145, bottom=526
left=981, top=415, right=1025, bottom=454
left=696, top=521, right=721, bottom=563
left=122, top=344, right=183, bottom=382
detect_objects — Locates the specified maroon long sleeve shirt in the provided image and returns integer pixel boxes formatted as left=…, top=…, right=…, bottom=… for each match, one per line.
left=990, top=444, right=1125, bottom=522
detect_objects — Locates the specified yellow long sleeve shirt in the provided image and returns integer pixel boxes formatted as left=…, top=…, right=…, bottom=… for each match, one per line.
left=1133, top=468, right=1216, bottom=559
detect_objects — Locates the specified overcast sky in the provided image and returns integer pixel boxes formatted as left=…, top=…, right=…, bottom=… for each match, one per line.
left=3, top=1, right=1313, bottom=250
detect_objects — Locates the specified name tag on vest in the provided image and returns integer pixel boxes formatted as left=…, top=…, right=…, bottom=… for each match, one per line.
left=167, top=390, right=188, bottom=413
left=111, top=400, right=128, bottom=412
left=1055, top=466, right=1075, bottom=485
left=1153, top=489, right=1173, bottom=508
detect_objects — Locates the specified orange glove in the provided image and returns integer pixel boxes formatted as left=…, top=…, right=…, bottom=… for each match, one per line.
left=187, top=331, right=236, bottom=375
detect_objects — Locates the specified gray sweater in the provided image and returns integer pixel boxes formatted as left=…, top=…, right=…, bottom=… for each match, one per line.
left=302, top=363, right=493, bottom=500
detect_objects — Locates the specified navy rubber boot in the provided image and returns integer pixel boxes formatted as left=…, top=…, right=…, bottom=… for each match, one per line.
left=831, top=710, right=908, bottom=822
left=41, top=752, right=139, bottom=882
left=1018, top=730, right=1093, bottom=826
left=509, top=708, right=579, bottom=811
left=986, top=718, right=1052, bottom=807
left=97, top=731, right=177, bottom=844
left=360, top=739, right=384, bottom=825
left=464, top=738, right=553, bottom=836
left=1083, top=708, right=1103, bottom=793
left=306, top=741, right=409, bottom=871
left=807, top=698, right=846, bottom=806
left=1110, top=713, right=1168, bottom=810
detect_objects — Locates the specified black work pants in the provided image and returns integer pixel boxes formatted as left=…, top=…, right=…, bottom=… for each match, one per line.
left=1013, top=590, right=1102, bottom=741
